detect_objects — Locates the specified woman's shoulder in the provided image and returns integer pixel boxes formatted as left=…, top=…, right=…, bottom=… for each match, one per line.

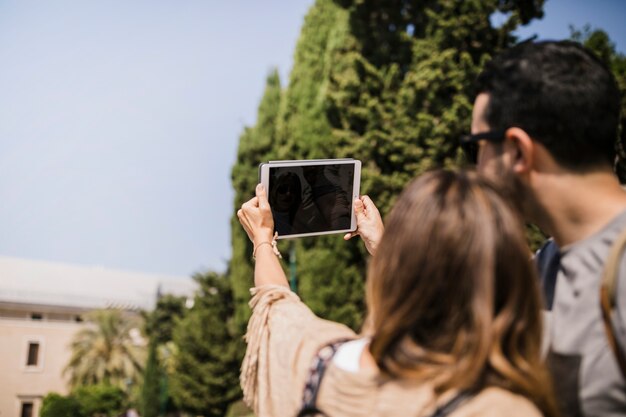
left=253, top=285, right=355, bottom=336
left=317, top=368, right=543, bottom=417
left=242, top=285, right=357, bottom=415
left=452, top=387, right=542, bottom=417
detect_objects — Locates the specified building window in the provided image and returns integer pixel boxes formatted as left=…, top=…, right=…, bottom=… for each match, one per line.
left=20, top=402, right=33, bottom=417
left=26, top=342, right=39, bottom=366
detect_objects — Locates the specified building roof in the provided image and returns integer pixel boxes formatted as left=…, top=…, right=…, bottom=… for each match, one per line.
left=0, top=256, right=197, bottom=312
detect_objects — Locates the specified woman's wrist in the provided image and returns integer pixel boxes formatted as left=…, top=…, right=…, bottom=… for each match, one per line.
left=253, top=242, right=274, bottom=259
left=253, top=231, right=274, bottom=248
left=253, top=232, right=282, bottom=260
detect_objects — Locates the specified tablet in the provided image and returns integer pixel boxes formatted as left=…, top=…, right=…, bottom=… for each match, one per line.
left=259, top=159, right=361, bottom=239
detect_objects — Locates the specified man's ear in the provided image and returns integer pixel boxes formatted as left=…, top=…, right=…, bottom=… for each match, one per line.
left=504, top=127, right=534, bottom=174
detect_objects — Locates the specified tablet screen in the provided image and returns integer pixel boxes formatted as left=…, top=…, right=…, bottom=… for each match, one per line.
left=268, top=163, right=355, bottom=236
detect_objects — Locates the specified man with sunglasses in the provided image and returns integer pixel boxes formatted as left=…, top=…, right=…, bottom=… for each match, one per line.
left=349, top=41, right=625, bottom=416
left=461, top=41, right=626, bottom=417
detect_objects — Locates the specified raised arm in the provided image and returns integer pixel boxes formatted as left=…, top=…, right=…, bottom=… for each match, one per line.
left=237, top=184, right=289, bottom=288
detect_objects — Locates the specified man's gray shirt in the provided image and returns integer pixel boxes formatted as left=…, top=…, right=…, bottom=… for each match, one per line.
left=538, top=210, right=626, bottom=416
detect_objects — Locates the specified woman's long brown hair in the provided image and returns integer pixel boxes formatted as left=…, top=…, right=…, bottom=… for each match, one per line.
left=365, top=170, right=558, bottom=417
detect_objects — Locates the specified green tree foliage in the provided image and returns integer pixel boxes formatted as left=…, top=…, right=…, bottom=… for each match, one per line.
left=169, top=272, right=241, bottom=417
left=225, top=400, right=254, bottom=417
left=571, top=25, right=626, bottom=183
left=141, top=294, right=186, bottom=416
left=73, top=384, right=127, bottom=417
left=143, top=294, right=186, bottom=346
left=140, top=341, right=161, bottom=417
left=322, top=0, right=542, bottom=214
left=230, top=0, right=546, bottom=332
left=40, top=385, right=127, bottom=417
left=230, top=70, right=283, bottom=331
left=40, top=393, right=82, bottom=417
left=64, top=309, right=145, bottom=391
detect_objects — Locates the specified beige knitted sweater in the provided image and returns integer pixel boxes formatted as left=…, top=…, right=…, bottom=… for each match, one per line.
left=241, top=285, right=542, bottom=417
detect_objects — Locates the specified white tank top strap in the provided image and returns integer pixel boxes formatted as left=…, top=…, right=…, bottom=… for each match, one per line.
left=331, top=337, right=371, bottom=373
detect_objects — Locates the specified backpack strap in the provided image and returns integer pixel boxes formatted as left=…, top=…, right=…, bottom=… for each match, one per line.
left=535, top=239, right=561, bottom=310
left=600, top=226, right=626, bottom=380
left=297, top=340, right=348, bottom=417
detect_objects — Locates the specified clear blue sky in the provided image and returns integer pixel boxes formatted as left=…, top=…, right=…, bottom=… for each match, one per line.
left=1, top=0, right=624, bottom=277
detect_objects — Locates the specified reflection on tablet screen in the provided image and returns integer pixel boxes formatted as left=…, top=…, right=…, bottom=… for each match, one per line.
left=268, top=164, right=354, bottom=236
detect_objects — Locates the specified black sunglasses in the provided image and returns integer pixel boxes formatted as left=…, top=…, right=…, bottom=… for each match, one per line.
left=459, top=130, right=506, bottom=164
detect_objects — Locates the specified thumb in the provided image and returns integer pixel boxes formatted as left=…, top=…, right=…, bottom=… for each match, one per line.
left=354, top=198, right=365, bottom=219
left=256, top=184, right=269, bottom=208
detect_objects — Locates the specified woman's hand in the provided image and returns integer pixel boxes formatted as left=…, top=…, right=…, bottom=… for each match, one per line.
left=343, top=195, right=384, bottom=256
left=237, top=184, right=275, bottom=247
left=238, top=184, right=288, bottom=288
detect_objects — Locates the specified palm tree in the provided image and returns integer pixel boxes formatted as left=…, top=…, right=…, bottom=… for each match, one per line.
left=64, top=309, right=146, bottom=390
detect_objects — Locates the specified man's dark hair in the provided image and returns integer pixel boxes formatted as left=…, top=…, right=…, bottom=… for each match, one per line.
left=476, top=40, right=621, bottom=170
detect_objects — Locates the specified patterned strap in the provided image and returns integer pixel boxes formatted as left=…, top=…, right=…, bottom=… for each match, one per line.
left=427, top=390, right=475, bottom=417
left=296, top=339, right=474, bottom=417
left=297, top=340, right=348, bottom=417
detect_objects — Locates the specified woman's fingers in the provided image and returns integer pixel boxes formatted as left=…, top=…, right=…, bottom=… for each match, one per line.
left=256, top=184, right=269, bottom=210
left=360, top=195, right=380, bottom=216
left=237, top=208, right=249, bottom=229
left=241, top=196, right=259, bottom=212
left=236, top=209, right=245, bottom=226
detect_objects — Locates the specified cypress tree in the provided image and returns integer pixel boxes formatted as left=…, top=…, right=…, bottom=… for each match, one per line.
left=230, top=70, right=283, bottom=331
left=230, top=0, right=545, bottom=330
left=140, top=341, right=161, bottom=417
left=143, top=294, right=186, bottom=346
left=169, top=272, right=241, bottom=417
left=141, top=294, right=186, bottom=416
left=275, top=0, right=349, bottom=159
left=273, top=0, right=367, bottom=329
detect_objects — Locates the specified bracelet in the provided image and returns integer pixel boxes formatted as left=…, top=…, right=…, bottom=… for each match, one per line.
left=253, top=232, right=282, bottom=260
